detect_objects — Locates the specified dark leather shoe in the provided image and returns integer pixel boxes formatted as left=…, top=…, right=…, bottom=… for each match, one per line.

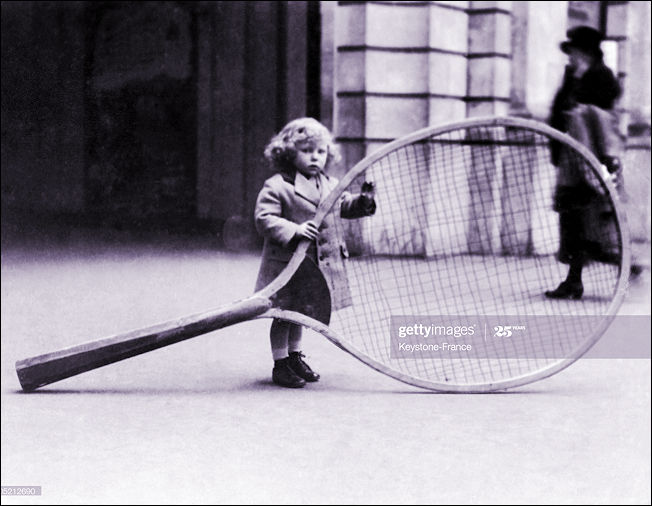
left=288, top=352, right=320, bottom=382
left=272, top=358, right=306, bottom=388
left=545, top=280, right=583, bottom=300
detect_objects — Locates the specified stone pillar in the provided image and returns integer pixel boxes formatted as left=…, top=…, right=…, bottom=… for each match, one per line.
left=333, top=1, right=367, bottom=177
left=427, top=3, right=469, bottom=130
left=334, top=2, right=429, bottom=255
left=510, top=1, right=569, bottom=120
left=463, top=3, right=511, bottom=253
left=505, top=2, right=569, bottom=256
left=466, top=1, right=512, bottom=117
left=610, top=0, right=651, bottom=264
left=619, top=1, right=651, bottom=129
left=333, top=1, right=470, bottom=166
left=566, top=0, right=601, bottom=30
left=333, top=1, right=471, bottom=256
left=478, top=1, right=568, bottom=257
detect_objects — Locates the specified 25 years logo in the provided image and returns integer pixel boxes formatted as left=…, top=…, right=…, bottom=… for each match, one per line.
left=494, top=326, right=512, bottom=337
left=493, top=325, right=526, bottom=338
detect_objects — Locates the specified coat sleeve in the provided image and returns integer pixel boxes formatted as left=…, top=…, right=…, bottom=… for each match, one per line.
left=339, top=192, right=377, bottom=219
left=254, top=178, right=299, bottom=246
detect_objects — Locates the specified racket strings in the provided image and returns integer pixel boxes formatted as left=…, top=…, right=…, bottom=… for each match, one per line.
left=329, top=124, right=623, bottom=386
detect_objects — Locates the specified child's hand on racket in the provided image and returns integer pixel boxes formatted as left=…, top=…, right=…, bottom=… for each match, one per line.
left=296, top=220, right=319, bottom=241
left=361, top=181, right=375, bottom=200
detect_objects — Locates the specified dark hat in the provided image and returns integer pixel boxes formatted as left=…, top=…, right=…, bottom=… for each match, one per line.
left=560, top=26, right=604, bottom=58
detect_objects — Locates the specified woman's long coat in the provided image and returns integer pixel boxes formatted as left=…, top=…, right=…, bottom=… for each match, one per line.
left=549, top=61, right=623, bottom=264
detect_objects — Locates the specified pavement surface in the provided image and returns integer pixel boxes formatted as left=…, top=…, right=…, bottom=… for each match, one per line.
left=1, top=224, right=650, bottom=504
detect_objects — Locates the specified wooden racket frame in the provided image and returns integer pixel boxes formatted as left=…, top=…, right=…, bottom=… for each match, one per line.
left=15, top=116, right=630, bottom=392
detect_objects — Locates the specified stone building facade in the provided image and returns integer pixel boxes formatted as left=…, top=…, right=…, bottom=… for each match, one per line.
left=1, top=1, right=649, bottom=253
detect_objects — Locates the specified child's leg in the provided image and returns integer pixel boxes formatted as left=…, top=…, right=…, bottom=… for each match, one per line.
left=271, top=320, right=305, bottom=356
left=287, top=323, right=303, bottom=353
left=270, top=319, right=305, bottom=388
left=270, top=318, right=291, bottom=360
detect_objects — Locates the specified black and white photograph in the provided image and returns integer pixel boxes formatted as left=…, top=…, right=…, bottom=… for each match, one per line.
left=1, top=1, right=650, bottom=504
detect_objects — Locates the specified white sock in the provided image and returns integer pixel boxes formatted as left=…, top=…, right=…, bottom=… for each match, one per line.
left=288, top=326, right=302, bottom=353
left=272, top=348, right=289, bottom=362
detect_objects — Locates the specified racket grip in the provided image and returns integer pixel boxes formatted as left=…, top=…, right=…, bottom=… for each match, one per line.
left=16, top=296, right=271, bottom=391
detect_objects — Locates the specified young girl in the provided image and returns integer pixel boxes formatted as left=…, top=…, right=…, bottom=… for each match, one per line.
left=254, top=117, right=376, bottom=388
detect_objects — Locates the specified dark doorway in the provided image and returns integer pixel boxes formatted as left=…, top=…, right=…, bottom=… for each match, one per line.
left=196, top=1, right=323, bottom=248
left=84, top=2, right=197, bottom=228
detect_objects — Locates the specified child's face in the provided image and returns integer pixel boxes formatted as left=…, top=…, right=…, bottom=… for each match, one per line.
left=294, top=140, right=328, bottom=177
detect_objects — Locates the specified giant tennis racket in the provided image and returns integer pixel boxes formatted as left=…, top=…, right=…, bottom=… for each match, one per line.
left=16, top=116, right=630, bottom=392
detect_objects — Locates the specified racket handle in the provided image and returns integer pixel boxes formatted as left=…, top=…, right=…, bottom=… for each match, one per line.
left=16, top=296, right=271, bottom=391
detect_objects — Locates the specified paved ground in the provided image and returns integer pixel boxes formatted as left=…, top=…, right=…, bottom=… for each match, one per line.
left=1, top=224, right=650, bottom=504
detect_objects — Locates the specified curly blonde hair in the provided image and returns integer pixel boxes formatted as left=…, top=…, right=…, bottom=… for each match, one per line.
left=264, top=117, right=341, bottom=172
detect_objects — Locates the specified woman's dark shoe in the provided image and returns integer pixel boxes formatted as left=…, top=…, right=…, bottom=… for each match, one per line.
left=272, top=358, right=306, bottom=388
left=630, top=264, right=644, bottom=280
left=545, top=280, right=584, bottom=300
left=288, top=352, right=320, bottom=382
